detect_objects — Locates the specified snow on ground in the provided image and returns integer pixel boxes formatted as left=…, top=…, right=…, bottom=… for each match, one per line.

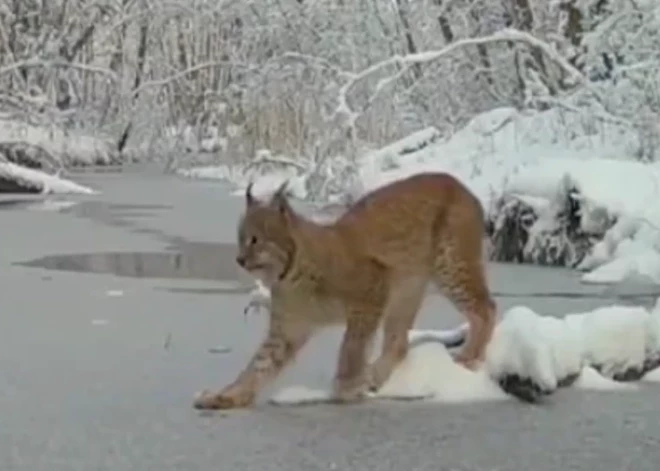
left=0, top=161, right=96, bottom=194
left=178, top=105, right=660, bottom=285
left=271, top=300, right=660, bottom=406
left=0, top=116, right=115, bottom=167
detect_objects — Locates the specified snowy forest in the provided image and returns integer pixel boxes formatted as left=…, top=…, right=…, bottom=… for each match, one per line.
left=2, top=0, right=660, bottom=281
left=1, top=0, right=658, bottom=164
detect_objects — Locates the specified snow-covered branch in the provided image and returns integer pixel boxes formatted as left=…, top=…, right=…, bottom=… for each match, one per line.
left=335, top=28, right=586, bottom=128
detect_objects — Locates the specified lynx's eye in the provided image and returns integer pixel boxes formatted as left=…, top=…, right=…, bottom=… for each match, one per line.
left=249, top=236, right=258, bottom=245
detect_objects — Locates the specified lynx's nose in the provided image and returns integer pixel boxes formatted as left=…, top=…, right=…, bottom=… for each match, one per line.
left=236, top=255, right=246, bottom=267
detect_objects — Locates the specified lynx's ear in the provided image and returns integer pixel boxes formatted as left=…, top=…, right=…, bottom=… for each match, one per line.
left=270, top=181, right=292, bottom=217
left=245, top=182, right=255, bottom=206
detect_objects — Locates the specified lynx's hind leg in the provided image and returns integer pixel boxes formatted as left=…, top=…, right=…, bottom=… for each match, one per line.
left=432, top=247, right=496, bottom=370
left=432, top=195, right=497, bottom=371
left=366, top=275, right=427, bottom=393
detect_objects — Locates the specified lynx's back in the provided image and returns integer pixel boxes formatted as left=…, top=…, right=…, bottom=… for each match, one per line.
left=334, top=172, right=486, bottom=273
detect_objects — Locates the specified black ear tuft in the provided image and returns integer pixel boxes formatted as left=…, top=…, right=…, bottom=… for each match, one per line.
left=245, top=182, right=255, bottom=206
left=271, top=181, right=291, bottom=215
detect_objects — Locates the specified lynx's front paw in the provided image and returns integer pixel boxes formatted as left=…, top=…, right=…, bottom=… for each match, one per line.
left=332, top=376, right=368, bottom=404
left=193, top=389, right=254, bottom=410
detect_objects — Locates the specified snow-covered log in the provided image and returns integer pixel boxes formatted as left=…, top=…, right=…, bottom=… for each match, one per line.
left=0, top=161, right=96, bottom=194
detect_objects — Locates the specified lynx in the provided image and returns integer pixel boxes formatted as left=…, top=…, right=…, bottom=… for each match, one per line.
left=194, top=172, right=497, bottom=410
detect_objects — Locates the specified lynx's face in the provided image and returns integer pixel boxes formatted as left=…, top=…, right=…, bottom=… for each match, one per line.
left=235, top=184, right=294, bottom=286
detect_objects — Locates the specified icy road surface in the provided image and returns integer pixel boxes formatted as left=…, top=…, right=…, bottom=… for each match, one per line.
left=2, top=171, right=660, bottom=471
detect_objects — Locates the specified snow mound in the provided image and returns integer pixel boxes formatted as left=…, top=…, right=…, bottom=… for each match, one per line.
left=485, top=306, right=584, bottom=399
left=374, top=341, right=508, bottom=403
left=573, top=367, right=636, bottom=391
left=270, top=341, right=507, bottom=407
left=0, top=161, right=96, bottom=194
left=271, top=301, right=660, bottom=406
left=478, top=302, right=660, bottom=400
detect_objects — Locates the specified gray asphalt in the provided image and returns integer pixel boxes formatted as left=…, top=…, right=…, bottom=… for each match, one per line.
left=3, top=171, right=660, bottom=471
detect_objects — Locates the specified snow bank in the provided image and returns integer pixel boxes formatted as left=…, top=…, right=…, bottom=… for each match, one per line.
left=271, top=300, right=660, bottom=406
left=178, top=149, right=310, bottom=200
left=0, top=161, right=96, bottom=194
left=0, top=117, right=116, bottom=167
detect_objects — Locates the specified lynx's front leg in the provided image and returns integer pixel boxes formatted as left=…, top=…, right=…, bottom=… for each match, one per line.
left=194, top=321, right=310, bottom=410
left=332, top=304, right=381, bottom=403
left=366, top=275, right=427, bottom=393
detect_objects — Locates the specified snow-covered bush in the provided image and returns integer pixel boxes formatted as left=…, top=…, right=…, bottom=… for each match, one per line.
left=489, top=174, right=610, bottom=267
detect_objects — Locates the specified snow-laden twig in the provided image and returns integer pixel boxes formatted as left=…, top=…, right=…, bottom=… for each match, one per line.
left=334, top=28, right=587, bottom=129
left=533, top=96, right=634, bottom=128
left=245, top=153, right=308, bottom=172
left=130, top=60, right=257, bottom=98
left=0, top=59, right=118, bottom=82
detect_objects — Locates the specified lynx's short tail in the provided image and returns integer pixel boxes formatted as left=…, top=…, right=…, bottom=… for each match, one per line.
left=408, top=323, right=469, bottom=349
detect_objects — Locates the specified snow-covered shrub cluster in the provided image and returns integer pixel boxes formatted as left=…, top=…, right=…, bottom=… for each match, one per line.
left=270, top=299, right=660, bottom=407
left=488, top=178, right=593, bottom=267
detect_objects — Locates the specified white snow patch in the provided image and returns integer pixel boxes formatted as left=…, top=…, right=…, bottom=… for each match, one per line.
left=577, top=306, right=649, bottom=377
left=574, top=367, right=638, bottom=391
left=0, top=162, right=96, bottom=194
left=641, top=369, right=660, bottom=383
left=25, top=199, right=79, bottom=211
left=376, top=342, right=509, bottom=402
left=582, top=241, right=660, bottom=284
left=269, top=386, right=334, bottom=406
left=177, top=164, right=241, bottom=182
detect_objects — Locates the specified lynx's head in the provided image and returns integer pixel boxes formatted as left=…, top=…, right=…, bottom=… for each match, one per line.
left=235, top=182, right=296, bottom=286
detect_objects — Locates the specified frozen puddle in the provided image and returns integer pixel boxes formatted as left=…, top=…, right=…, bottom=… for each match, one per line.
left=16, top=241, right=255, bottom=290
left=271, top=300, right=660, bottom=406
